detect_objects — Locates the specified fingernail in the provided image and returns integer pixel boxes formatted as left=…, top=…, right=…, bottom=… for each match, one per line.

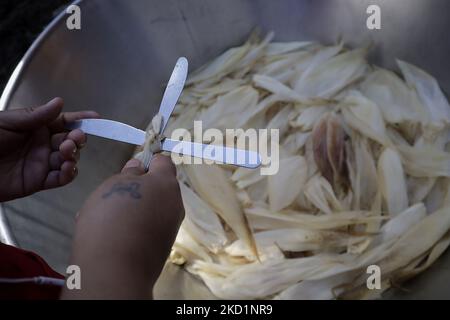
left=124, top=159, right=141, bottom=169
left=78, top=143, right=86, bottom=149
left=46, top=97, right=62, bottom=106
left=72, top=147, right=77, bottom=157
left=72, top=166, right=78, bottom=177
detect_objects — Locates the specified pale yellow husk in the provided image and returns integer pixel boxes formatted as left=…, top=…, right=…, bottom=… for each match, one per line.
left=142, top=33, right=450, bottom=299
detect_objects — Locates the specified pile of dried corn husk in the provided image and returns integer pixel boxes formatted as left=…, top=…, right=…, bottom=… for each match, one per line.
left=161, top=33, right=450, bottom=299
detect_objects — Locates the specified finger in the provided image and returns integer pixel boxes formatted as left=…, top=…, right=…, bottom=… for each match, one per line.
left=67, top=129, right=87, bottom=148
left=49, top=151, right=64, bottom=170
left=51, top=132, right=68, bottom=151
left=59, top=139, right=77, bottom=161
left=60, top=161, right=78, bottom=186
left=0, top=98, right=63, bottom=131
left=51, top=129, right=87, bottom=152
left=49, top=110, right=100, bottom=133
left=148, top=154, right=177, bottom=176
left=121, top=159, right=145, bottom=176
left=73, top=149, right=80, bottom=162
left=43, top=161, right=77, bottom=190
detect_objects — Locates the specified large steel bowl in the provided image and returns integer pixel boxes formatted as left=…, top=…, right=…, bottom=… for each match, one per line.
left=1, top=0, right=450, bottom=299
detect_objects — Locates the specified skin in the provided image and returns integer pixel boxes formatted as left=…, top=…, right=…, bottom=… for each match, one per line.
left=61, top=156, right=184, bottom=299
left=0, top=98, right=184, bottom=299
left=0, top=98, right=99, bottom=201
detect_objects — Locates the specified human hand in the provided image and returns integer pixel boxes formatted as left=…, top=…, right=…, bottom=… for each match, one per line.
left=63, top=155, right=184, bottom=299
left=0, top=98, right=99, bottom=202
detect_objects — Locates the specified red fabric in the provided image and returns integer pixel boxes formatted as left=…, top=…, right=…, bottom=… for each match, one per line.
left=0, top=242, right=64, bottom=300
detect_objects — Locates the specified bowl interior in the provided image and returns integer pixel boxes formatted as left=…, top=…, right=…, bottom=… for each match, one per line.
left=2, top=0, right=450, bottom=299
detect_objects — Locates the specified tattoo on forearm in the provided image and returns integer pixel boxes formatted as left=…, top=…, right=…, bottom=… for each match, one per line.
left=102, top=182, right=142, bottom=199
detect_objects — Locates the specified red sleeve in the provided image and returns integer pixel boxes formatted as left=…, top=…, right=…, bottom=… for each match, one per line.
left=0, top=242, right=64, bottom=300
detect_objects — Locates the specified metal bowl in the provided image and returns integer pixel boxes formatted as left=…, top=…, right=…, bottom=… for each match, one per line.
left=1, top=0, right=450, bottom=299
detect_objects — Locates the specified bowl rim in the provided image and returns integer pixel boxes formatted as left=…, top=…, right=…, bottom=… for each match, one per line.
left=0, top=0, right=82, bottom=246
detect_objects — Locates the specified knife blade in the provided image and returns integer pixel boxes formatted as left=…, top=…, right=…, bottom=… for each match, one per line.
left=158, top=57, right=189, bottom=134
left=65, top=119, right=262, bottom=168
left=142, top=57, right=188, bottom=171
left=65, top=119, right=146, bottom=145
left=161, top=139, right=262, bottom=169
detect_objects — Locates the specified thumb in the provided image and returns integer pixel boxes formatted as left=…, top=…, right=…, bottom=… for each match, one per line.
left=147, top=154, right=177, bottom=176
left=121, top=159, right=145, bottom=176
left=1, top=98, right=63, bottom=131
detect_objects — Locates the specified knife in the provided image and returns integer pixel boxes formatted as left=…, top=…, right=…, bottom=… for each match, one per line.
left=139, top=57, right=189, bottom=170
left=158, top=57, right=189, bottom=134
left=65, top=57, right=262, bottom=169
left=66, top=119, right=262, bottom=169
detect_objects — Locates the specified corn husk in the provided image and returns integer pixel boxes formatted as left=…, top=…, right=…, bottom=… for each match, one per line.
left=179, top=182, right=228, bottom=253
left=360, top=68, right=426, bottom=125
left=183, top=164, right=258, bottom=257
left=155, top=33, right=450, bottom=300
left=397, top=59, right=450, bottom=130
left=268, top=156, right=307, bottom=211
left=293, top=48, right=368, bottom=99
left=377, top=148, right=409, bottom=215
left=340, top=91, right=390, bottom=146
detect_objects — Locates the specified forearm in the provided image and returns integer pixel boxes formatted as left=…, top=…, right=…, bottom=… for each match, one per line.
left=61, top=217, right=169, bottom=299
left=61, top=192, right=179, bottom=299
left=62, top=156, right=183, bottom=300
left=61, top=245, right=158, bottom=300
